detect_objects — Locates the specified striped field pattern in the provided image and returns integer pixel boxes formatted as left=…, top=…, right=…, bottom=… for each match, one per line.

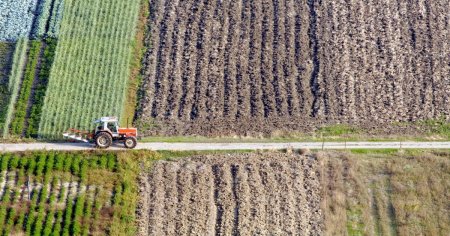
left=38, top=0, right=140, bottom=138
left=136, top=0, right=449, bottom=136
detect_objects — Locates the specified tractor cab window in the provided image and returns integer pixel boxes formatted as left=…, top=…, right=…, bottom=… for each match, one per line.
left=107, top=122, right=118, bottom=133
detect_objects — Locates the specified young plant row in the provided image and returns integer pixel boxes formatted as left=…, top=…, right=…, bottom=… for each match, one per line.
left=27, top=38, right=58, bottom=138
left=2, top=39, right=28, bottom=138
left=0, top=152, right=123, bottom=235
left=6, top=37, right=60, bottom=138
left=0, top=152, right=117, bottom=178
left=10, top=40, right=42, bottom=136
left=0, top=180, right=101, bottom=236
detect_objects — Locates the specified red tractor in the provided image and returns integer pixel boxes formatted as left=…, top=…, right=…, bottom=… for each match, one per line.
left=63, top=117, right=138, bottom=149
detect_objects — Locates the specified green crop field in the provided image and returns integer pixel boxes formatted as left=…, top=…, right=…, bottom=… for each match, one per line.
left=0, top=151, right=143, bottom=235
left=38, top=0, right=141, bottom=138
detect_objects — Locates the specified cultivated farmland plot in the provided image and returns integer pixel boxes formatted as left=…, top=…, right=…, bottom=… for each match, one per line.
left=139, top=151, right=450, bottom=236
left=137, top=0, right=450, bottom=136
left=0, top=0, right=38, bottom=41
left=37, top=0, right=141, bottom=138
left=0, top=0, right=64, bottom=41
left=0, top=152, right=133, bottom=235
left=138, top=153, right=323, bottom=235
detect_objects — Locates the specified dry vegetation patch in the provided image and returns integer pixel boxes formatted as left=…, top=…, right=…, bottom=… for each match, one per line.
left=319, top=150, right=450, bottom=236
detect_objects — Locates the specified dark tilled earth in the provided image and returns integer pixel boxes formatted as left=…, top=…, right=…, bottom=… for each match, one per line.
left=136, top=0, right=449, bottom=136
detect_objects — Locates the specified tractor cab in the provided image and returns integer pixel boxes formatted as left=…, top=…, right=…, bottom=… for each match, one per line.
left=94, top=117, right=120, bottom=137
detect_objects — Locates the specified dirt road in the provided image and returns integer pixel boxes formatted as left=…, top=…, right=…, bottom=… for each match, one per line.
left=0, top=142, right=449, bottom=152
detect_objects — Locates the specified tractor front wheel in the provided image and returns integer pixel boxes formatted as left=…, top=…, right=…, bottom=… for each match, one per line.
left=95, top=132, right=112, bottom=149
left=124, top=137, right=137, bottom=149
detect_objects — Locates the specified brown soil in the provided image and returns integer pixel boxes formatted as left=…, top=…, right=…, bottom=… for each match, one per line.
left=137, top=152, right=323, bottom=235
left=136, top=0, right=449, bottom=137
left=138, top=150, right=450, bottom=235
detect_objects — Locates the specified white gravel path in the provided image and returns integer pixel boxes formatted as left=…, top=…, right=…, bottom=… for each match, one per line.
left=0, top=141, right=449, bottom=152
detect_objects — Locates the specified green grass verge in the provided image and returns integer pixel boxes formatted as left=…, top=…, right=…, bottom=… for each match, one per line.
left=139, top=122, right=450, bottom=143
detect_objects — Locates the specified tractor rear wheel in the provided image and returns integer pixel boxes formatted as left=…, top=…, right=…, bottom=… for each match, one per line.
left=95, top=132, right=112, bottom=149
left=124, top=137, right=137, bottom=149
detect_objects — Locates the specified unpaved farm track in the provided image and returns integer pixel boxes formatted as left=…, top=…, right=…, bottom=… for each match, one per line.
left=138, top=153, right=322, bottom=235
left=137, top=0, right=450, bottom=136
left=1, top=141, right=450, bottom=152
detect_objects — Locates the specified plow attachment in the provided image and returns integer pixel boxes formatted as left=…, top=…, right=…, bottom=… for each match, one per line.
left=62, top=129, right=92, bottom=143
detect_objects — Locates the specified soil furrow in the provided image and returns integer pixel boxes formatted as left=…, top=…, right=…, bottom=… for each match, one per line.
left=246, top=163, right=267, bottom=234
left=230, top=165, right=240, bottom=235
left=307, top=0, right=322, bottom=118
left=151, top=0, right=179, bottom=118
left=260, top=0, right=276, bottom=118
left=190, top=0, right=214, bottom=121
left=235, top=164, right=251, bottom=235
left=222, top=0, right=243, bottom=118
left=147, top=162, right=164, bottom=235
left=212, top=164, right=224, bottom=236
left=204, top=1, right=226, bottom=120
left=161, top=162, right=178, bottom=235
left=248, top=0, right=264, bottom=118
left=282, top=0, right=299, bottom=116
left=139, top=0, right=167, bottom=117
left=177, top=0, right=204, bottom=120
left=162, top=0, right=186, bottom=119
left=271, top=0, right=288, bottom=116
left=235, top=0, right=251, bottom=119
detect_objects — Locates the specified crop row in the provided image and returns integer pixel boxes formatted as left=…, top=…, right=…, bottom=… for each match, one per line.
left=0, top=152, right=117, bottom=176
left=27, top=38, right=58, bottom=138
left=38, top=0, right=141, bottom=138
left=10, top=40, right=42, bottom=136
left=2, top=38, right=59, bottom=138
left=2, top=39, right=29, bottom=138
left=32, top=0, right=64, bottom=38
left=0, top=152, right=122, bottom=235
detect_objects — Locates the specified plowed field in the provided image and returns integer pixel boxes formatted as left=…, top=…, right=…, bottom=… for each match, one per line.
left=138, top=152, right=322, bottom=235
left=137, top=0, right=449, bottom=136
left=139, top=150, right=450, bottom=235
